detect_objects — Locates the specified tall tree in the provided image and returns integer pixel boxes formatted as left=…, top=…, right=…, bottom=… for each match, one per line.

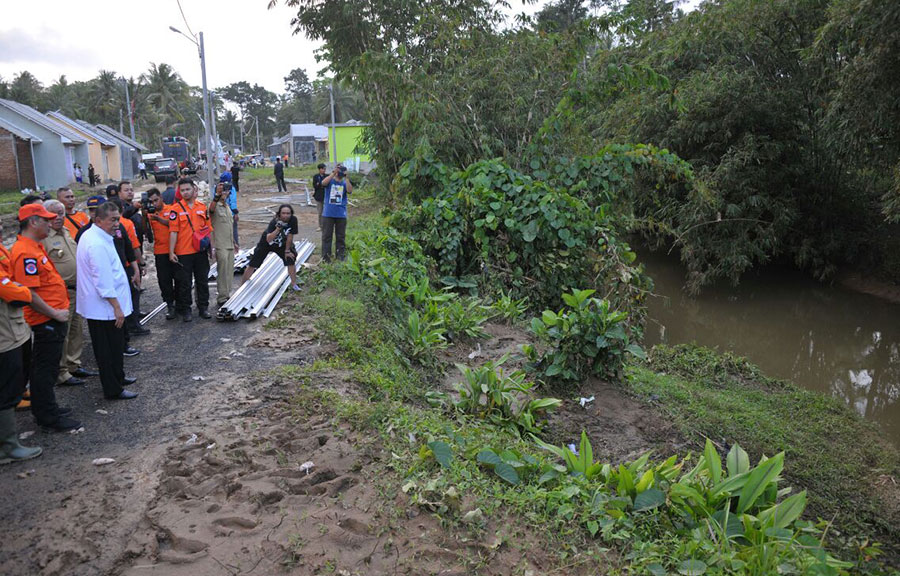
left=9, top=71, right=44, bottom=108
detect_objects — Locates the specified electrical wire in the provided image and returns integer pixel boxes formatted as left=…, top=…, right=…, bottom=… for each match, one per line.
left=175, top=0, right=196, bottom=39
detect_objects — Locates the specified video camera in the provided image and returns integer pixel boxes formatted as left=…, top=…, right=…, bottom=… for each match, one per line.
left=141, top=195, right=156, bottom=213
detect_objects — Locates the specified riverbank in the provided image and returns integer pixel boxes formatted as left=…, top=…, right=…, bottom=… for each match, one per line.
left=626, top=345, right=900, bottom=563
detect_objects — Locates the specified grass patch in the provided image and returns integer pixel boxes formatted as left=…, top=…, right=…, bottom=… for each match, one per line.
left=242, top=164, right=320, bottom=182
left=626, top=344, right=900, bottom=559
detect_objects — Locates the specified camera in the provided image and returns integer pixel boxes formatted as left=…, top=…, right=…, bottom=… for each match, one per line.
left=141, top=197, right=156, bottom=213
left=275, top=220, right=286, bottom=229
left=337, top=168, right=347, bottom=178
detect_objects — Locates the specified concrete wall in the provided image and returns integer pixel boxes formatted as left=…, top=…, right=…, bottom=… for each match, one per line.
left=0, top=128, right=36, bottom=189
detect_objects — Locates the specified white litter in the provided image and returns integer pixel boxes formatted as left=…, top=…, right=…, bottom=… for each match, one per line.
left=299, top=461, right=315, bottom=475
left=96, top=409, right=109, bottom=415
left=18, top=430, right=34, bottom=440
left=69, top=426, right=85, bottom=434
left=206, top=443, right=216, bottom=450
left=220, top=338, right=231, bottom=342
left=579, top=396, right=595, bottom=408
left=192, top=376, right=204, bottom=381
left=185, top=433, right=199, bottom=445
left=467, top=344, right=483, bottom=360
left=92, top=458, right=115, bottom=466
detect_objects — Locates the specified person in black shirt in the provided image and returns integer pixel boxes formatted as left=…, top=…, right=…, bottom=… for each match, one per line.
left=312, top=163, right=327, bottom=231
left=274, top=157, right=286, bottom=192
left=242, top=204, right=301, bottom=291
left=230, top=163, right=240, bottom=192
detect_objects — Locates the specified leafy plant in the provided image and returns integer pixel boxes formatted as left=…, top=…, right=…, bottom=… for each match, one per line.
left=404, top=310, right=447, bottom=359
left=528, top=288, right=646, bottom=386
left=454, top=356, right=560, bottom=435
left=487, top=290, right=529, bottom=324
left=439, top=297, right=490, bottom=342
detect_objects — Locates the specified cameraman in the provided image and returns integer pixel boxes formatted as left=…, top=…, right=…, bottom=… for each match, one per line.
left=145, top=189, right=177, bottom=319
left=320, top=164, right=352, bottom=262
left=241, top=204, right=301, bottom=291
left=209, top=176, right=237, bottom=308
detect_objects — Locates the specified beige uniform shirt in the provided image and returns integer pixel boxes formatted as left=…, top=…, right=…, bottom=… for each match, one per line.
left=210, top=201, right=234, bottom=252
left=42, top=227, right=78, bottom=287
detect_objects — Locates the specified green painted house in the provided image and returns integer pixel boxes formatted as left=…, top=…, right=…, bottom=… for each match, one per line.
left=327, top=121, right=372, bottom=167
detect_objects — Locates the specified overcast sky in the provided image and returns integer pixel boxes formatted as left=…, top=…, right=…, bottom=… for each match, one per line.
left=1, top=0, right=701, bottom=96
left=0, top=0, right=556, bottom=95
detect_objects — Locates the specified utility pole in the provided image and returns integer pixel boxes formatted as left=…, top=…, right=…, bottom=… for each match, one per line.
left=210, top=91, right=220, bottom=171
left=171, top=26, right=214, bottom=194
left=329, top=81, right=337, bottom=165
left=123, top=79, right=135, bottom=141
left=239, top=116, right=244, bottom=153
left=255, top=115, right=260, bottom=154
left=119, top=109, right=124, bottom=134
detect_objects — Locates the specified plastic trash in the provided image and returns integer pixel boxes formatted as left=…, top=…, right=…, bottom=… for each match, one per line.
left=192, top=376, right=205, bottom=381
left=92, top=458, right=115, bottom=466
left=579, top=396, right=595, bottom=408
left=96, top=409, right=109, bottom=415
left=299, top=461, right=315, bottom=475
left=467, top=344, right=483, bottom=360
left=185, top=433, right=199, bottom=445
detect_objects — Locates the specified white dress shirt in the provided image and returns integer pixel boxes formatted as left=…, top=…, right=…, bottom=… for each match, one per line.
left=76, top=225, right=133, bottom=320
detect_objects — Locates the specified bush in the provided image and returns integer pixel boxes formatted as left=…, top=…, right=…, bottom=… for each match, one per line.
left=526, top=288, right=646, bottom=386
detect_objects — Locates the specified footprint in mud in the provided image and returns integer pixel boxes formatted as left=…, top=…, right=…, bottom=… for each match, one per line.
left=211, top=516, right=258, bottom=530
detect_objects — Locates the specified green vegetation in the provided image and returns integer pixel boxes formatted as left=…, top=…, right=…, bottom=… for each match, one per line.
left=626, top=344, right=900, bottom=557
left=264, top=211, right=898, bottom=574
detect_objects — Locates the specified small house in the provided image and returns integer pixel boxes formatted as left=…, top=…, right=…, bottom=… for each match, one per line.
left=0, top=116, right=38, bottom=190
left=47, top=111, right=121, bottom=183
left=327, top=120, right=373, bottom=171
left=0, top=98, right=90, bottom=190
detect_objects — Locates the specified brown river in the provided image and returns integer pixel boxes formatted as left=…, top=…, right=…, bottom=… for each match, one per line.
left=642, top=251, right=900, bottom=446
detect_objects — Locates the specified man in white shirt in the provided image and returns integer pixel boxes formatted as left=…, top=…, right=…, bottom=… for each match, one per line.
left=76, top=202, right=138, bottom=401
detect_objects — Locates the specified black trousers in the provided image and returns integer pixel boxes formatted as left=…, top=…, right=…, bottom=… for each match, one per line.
left=0, top=343, right=26, bottom=411
left=155, top=254, right=176, bottom=305
left=276, top=177, right=287, bottom=192
left=30, top=320, right=67, bottom=425
left=322, top=217, right=347, bottom=262
left=87, top=319, right=126, bottom=398
left=125, top=281, right=142, bottom=333
left=175, top=252, right=210, bottom=313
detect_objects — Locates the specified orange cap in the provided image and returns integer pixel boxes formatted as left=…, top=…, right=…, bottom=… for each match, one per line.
left=18, top=203, right=58, bottom=221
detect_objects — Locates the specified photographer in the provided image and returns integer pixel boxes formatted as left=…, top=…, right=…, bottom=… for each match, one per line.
left=209, top=176, right=237, bottom=308
left=241, top=204, right=301, bottom=291
left=320, top=164, right=352, bottom=262
left=145, top=189, right=177, bottom=319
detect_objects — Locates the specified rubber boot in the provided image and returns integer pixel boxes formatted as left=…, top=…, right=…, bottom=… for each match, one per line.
left=0, top=408, right=42, bottom=465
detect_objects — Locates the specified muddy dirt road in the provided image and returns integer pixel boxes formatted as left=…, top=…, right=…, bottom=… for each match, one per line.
left=0, top=176, right=322, bottom=575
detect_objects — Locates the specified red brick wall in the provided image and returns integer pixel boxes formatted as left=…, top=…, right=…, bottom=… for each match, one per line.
left=0, top=128, right=36, bottom=190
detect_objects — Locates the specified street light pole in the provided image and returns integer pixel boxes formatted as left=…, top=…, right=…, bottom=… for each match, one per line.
left=170, top=25, right=214, bottom=195
left=210, top=91, right=220, bottom=168
left=123, top=78, right=136, bottom=141
left=255, top=116, right=260, bottom=155
left=329, top=81, right=337, bottom=165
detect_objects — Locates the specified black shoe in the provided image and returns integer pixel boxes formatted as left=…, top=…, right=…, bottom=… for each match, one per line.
left=107, top=390, right=138, bottom=400
left=165, top=304, right=176, bottom=320
left=59, top=376, right=86, bottom=387
left=123, top=346, right=140, bottom=357
left=198, top=308, right=211, bottom=319
left=131, top=326, right=151, bottom=336
left=42, top=415, right=82, bottom=432
left=138, top=311, right=148, bottom=319
left=183, top=312, right=193, bottom=322
left=124, top=376, right=137, bottom=385
left=71, top=368, right=98, bottom=378
left=58, top=406, right=73, bottom=416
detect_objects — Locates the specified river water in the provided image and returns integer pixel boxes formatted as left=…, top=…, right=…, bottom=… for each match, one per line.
left=642, top=251, right=900, bottom=445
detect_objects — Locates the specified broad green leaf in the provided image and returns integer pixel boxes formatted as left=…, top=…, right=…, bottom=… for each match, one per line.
left=726, top=443, right=750, bottom=477
left=647, top=563, right=666, bottom=576
left=677, top=559, right=707, bottom=575
left=635, top=469, right=654, bottom=492
left=737, top=452, right=784, bottom=513
left=477, top=449, right=502, bottom=467
left=624, top=343, right=647, bottom=360
left=494, top=462, right=520, bottom=485
left=710, top=471, right=750, bottom=498
left=541, top=310, right=559, bottom=326
left=704, top=439, right=722, bottom=485
left=633, top=488, right=666, bottom=511
left=758, top=491, right=807, bottom=529
left=578, top=431, right=593, bottom=474
left=428, top=441, right=453, bottom=469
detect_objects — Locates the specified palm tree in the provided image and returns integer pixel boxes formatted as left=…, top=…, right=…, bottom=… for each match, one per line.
left=88, top=70, right=122, bottom=126
left=142, top=63, right=189, bottom=124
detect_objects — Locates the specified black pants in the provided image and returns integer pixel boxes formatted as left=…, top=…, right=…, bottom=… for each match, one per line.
left=155, top=254, right=176, bottom=305
left=0, top=343, right=26, bottom=411
left=322, top=217, right=347, bottom=262
left=276, top=177, right=287, bottom=192
left=87, top=319, right=126, bottom=398
left=175, top=251, right=210, bottom=313
left=30, top=320, right=67, bottom=425
left=125, top=281, right=142, bottom=332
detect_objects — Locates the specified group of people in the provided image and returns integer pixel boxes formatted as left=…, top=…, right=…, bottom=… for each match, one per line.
left=73, top=163, right=100, bottom=187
